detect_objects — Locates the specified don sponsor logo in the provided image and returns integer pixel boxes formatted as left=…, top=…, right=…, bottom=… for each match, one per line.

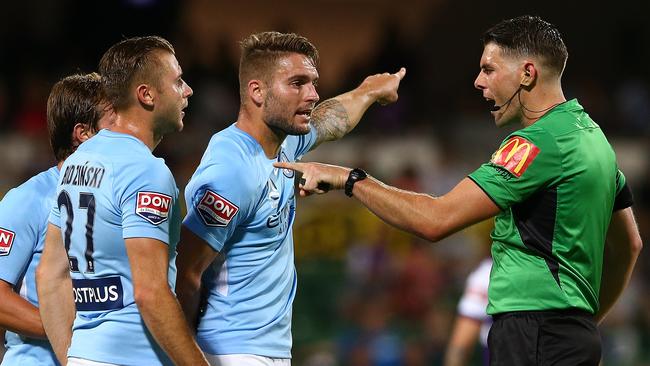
left=490, top=136, right=540, bottom=178
left=136, top=192, right=171, bottom=225
left=196, top=190, right=239, bottom=227
left=0, top=227, right=15, bottom=256
left=72, top=277, right=124, bottom=311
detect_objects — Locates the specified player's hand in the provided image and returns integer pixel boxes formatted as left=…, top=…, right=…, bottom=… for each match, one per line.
left=274, top=162, right=350, bottom=197
left=360, top=67, right=406, bottom=106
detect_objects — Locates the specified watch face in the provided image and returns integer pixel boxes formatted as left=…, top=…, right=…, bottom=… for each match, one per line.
left=351, top=168, right=367, bottom=180
left=345, top=168, right=367, bottom=197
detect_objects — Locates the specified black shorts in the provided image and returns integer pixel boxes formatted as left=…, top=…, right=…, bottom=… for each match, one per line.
left=488, top=309, right=601, bottom=366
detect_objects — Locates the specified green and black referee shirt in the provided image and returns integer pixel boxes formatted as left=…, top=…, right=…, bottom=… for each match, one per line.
left=469, top=99, right=633, bottom=315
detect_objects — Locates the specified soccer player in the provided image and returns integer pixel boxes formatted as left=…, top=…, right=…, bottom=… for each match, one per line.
left=275, top=16, right=643, bottom=366
left=36, top=36, right=208, bottom=366
left=0, top=72, right=114, bottom=366
left=175, top=31, right=405, bottom=366
left=444, top=257, right=492, bottom=366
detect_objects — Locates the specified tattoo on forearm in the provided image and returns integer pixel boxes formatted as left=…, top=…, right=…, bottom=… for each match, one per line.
left=312, top=99, right=350, bottom=144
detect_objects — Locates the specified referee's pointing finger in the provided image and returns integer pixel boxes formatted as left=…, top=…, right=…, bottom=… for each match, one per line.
left=273, top=161, right=303, bottom=173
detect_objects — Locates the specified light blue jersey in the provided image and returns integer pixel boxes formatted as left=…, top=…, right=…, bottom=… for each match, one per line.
left=183, top=124, right=317, bottom=358
left=0, top=167, right=59, bottom=366
left=49, top=129, right=181, bottom=366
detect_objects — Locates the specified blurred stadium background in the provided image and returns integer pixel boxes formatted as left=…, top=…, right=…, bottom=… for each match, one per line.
left=1, top=0, right=648, bottom=365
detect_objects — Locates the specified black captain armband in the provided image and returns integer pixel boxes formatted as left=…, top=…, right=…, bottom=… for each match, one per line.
left=613, top=183, right=634, bottom=211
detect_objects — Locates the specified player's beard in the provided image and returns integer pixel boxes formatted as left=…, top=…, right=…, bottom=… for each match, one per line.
left=262, top=89, right=310, bottom=136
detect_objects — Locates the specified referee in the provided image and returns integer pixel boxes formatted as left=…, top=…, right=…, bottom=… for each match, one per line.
left=276, top=15, right=643, bottom=365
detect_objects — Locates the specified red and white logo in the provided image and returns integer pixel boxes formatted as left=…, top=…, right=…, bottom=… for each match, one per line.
left=196, top=190, right=239, bottom=227
left=490, top=136, right=540, bottom=178
left=0, top=227, right=15, bottom=256
left=135, top=192, right=172, bottom=225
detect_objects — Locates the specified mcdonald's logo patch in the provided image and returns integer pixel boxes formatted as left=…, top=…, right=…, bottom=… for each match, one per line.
left=490, top=136, right=540, bottom=178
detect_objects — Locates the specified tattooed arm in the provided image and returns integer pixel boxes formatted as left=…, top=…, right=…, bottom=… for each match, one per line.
left=310, top=68, right=405, bottom=149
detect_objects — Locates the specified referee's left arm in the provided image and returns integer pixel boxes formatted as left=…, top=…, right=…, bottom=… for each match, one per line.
left=597, top=207, right=643, bottom=323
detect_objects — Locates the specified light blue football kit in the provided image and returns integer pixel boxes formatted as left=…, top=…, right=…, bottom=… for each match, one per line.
left=0, top=167, right=59, bottom=366
left=49, top=129, right=180, bottom=366
left=183, top=123, right=318, bottom=358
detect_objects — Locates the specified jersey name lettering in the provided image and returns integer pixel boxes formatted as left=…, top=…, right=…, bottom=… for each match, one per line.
left=62, top=163, right=106, bottom=188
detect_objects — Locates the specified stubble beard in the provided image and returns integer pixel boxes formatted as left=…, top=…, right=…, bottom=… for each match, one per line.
left=154, top=106, right=184, bottom=137
left=262, top=90, right=309, bottom=136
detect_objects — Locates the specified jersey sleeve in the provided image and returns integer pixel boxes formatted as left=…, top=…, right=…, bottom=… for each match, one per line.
left=118, top=160, right=178, bottom=245
left=468, top=129, right=561, bottom=210
left=48, top=194, right=62, bottom=228
left=295, top=125, right=318, bottom=158
left=0, top=189, right=41, bottom=286
left=183, top=161, right=254, bottom=253
left=613, top=169, right=633, bottom=211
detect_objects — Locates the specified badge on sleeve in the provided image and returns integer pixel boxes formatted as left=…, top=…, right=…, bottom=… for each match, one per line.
left=0, top=227, right=15, bottom=256
left=135, top=192, right=172, bottom=225
left=196, top=190, right=239, bottom=227
left=490, top=136, right=540, bottom=178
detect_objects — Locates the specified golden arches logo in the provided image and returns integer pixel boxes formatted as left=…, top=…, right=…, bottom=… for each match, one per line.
left=491, top=137, right=540, bottom=177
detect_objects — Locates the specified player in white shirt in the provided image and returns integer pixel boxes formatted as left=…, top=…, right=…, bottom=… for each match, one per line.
left=445, top=258, right=492, bottom=366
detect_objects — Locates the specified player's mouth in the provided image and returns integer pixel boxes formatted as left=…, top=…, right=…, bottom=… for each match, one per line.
left=295, top=108, right=313, bottom=121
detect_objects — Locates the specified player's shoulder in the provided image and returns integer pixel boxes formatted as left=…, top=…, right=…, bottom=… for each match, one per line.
left=0, top=167, right=57, bottom=229
left=193, top=127, right=260, bottom=182
left=1, top=167, right=58, bottom=207
left=188, top=159, right=256, bottom=201
left=204, top=125, right=258, bottom=165
left=81, top=129, right=156, bottom=162
left=119, top=156, right=175, bottom=191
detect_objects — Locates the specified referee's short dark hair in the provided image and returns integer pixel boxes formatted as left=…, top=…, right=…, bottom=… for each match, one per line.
left=47, top=72, right=105, bottom=162
left=483, top=15, right=568, bottom=77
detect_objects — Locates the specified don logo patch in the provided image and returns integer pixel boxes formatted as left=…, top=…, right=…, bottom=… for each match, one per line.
left=136, top=192, right=171, bottom=225
left=490, top=136, right=540, bottom=178
left=196, top=190, right=239, bottom=227
left=0, top=227, right=15, bottom=256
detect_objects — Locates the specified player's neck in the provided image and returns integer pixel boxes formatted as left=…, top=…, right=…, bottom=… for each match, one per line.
left=109, top=112, right=159, bottom=151
left=236, top=110, right=286, bottom=159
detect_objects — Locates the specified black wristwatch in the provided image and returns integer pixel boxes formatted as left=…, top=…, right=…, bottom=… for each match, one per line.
left=344, top=168, right=367, bottom=197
